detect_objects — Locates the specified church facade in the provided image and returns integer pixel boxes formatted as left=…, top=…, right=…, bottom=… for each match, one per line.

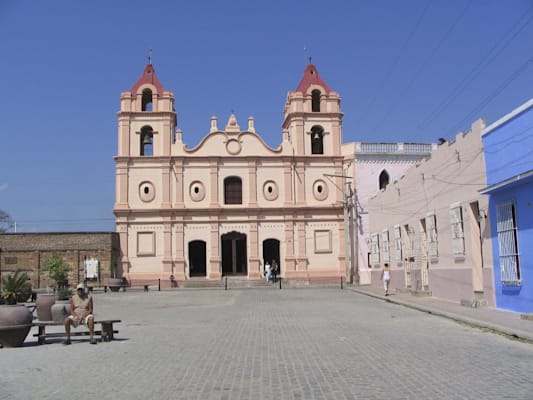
left=114, top=63, right=350, bottom=284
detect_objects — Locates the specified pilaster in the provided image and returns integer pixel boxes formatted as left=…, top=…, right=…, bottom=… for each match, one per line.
left=209, top=221, right=221, bottom=279
left=173, top=159, right=184, bottom=208
left=173, top=221, right=186, bottom=280
left=248, top=160, right=258, bottom=207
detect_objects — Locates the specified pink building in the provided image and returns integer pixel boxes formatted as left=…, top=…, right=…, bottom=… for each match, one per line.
left=342, top=142, right=437, bottom=284
left=114, top=63, right=350, bottom=284
left=367, top=120, right=494, bottom=304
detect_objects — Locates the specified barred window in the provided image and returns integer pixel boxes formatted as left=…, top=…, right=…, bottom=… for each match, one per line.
left=394, top=225, right=402, bottom=261
left=224, top=177, right=242, bottom=205
left=426, top=213, right=438, bottom=259
left=450, top=204, right=465, bottom=257
left=370, top=233, right=380, bottom=266
left=381, top=230, right=390, bottom=263
left=404, top=224, right=415, bottom=260
left=496, top=202, right=521, bottom=284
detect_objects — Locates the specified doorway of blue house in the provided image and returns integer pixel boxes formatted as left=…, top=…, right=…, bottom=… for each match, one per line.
left=263, top=239, right=281, bottom=280
left=221, top=231, right=247, bottom=276
left=188, top=240, right=206, bottom=277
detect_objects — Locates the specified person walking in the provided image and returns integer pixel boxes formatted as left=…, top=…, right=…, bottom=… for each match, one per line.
left=265, top=262, right=271, bottom=283
left=380, top=263, right=391, bottom=296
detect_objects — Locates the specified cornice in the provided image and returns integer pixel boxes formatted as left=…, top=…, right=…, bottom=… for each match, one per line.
left=117, top=111, right=176, bottom=117
left=114, top=206, right=344, bottom=219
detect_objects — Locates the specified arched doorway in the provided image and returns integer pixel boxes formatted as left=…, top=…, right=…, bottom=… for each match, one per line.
left=263, top=239, right=281, bottom=277
left=221, top=232, right=247, bottom=276
left=188, top=240, right=206, bottom=277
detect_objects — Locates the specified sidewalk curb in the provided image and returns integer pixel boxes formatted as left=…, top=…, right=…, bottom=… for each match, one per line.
left=349, top=287, right=533, bottom=344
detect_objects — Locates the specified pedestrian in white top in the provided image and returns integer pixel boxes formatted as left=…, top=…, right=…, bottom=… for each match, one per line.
left=380, top=263, right=391, bottom=296
left=265, top=262, right=271, bottom=282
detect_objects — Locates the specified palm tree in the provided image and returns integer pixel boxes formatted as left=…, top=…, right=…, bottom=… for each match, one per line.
left=2, top=271, right=32, bottom=305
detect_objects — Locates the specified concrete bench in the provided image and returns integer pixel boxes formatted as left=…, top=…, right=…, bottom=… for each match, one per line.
left=32, top=319, right=121, bottom=345
left=127, top=280, right=158, bottom=291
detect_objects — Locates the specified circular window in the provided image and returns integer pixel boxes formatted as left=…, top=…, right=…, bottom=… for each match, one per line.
left=312, top=179, right=328, bottom=201
left=263, top=180, right=279, bottom=201
left=226, top=139, right=242, bottom=155
left=139, top=181, right=155, bottom=202
left=190, top=181, right=205, bottom=202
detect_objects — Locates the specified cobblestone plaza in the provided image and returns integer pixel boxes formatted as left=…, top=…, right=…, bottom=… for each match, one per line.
left=1, top=289, right=532, bottom=399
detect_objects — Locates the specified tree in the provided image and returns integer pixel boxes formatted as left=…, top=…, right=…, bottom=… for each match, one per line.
left=0, top=210, right=14, bottom=233
left=40, top=256, right=72, bottom=290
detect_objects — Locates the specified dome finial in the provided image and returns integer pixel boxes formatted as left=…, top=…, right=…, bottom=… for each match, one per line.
left=304, top=46, right=312, bottom=65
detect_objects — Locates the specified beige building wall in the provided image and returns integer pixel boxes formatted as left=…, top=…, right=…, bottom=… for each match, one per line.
left=367, top=119, right=494, bottom=305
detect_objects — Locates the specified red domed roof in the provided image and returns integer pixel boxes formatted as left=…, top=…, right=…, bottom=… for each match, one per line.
left=295, top=64, right=332, bottom=94
left=130, top=64, right=165, bottom=95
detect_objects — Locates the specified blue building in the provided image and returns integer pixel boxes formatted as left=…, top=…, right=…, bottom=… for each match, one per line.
left=481, top=99, right=533, bottom=313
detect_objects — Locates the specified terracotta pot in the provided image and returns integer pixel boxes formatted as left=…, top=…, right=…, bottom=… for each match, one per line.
left=0, top=304, right=33, bottom=347
left=51, top=300, right=71, bottom=323
left=36, top=294, right=56, bottom=321
left=108, top=278, right=125, bottom=292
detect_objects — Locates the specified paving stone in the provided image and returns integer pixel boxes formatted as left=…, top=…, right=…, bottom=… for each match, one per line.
left=0, top=289, right=532, bottom=399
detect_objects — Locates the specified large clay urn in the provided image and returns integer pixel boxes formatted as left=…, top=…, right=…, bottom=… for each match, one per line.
left=0, top=304, right=33, bottom=347
left=36, top=293, right=56, bottom=321
left=51, top=300, right=71, bottom=323
left=107, top=278, right=125, bottom=292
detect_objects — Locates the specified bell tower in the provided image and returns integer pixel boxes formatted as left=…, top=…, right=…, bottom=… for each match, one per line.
left=282, top=63, right=343, bottom=157
left=117, top=63, right=177, bottom=159
left=114, top=63, right=177, bottom=278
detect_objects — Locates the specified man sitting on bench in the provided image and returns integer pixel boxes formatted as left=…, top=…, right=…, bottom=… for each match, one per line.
left=63, top=284, right=96, bottom=345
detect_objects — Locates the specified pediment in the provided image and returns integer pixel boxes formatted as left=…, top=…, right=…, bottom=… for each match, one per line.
left=183, top=131, right=284, bottom=157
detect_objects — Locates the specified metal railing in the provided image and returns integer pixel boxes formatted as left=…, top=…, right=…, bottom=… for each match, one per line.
left=358, top=142, right=434, bottom=154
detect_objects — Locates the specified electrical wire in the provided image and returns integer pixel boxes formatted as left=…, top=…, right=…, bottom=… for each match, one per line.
left=369, top=0, right=473, bottom=135
left=415, top=5, right=533, bottom=135
left=446, top=54, right=533, bottom=135
left=354, top=0, right=433, bottom=127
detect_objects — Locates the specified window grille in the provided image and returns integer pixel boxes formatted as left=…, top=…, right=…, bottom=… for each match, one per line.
left=426, top=213, right=438, bottom=259
left=450, top=205, right=465, bottom=257
left=405, top=225, right=415, bottom=259
left=394, top=225, right=402, bottom=261
left=381, top=230, right=390, bottom=263
left=370, top=233, right=380, bottom=266
left=224, top=177, right=242, bottom=204
left=496, top=202, right=521, bottom=284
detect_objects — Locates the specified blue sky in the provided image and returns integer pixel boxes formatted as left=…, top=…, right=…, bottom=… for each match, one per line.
left=1, top=0, right=532, bottom=232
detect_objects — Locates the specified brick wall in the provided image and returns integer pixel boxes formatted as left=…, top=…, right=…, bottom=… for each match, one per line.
left=0, top=232, right=120, bottom=289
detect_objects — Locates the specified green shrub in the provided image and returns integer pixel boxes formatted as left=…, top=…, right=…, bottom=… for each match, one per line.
left=2, top=271, right=32, bottom=304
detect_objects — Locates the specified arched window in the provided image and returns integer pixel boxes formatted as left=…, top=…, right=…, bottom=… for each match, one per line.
left=379, top=170, right=390, bottom=190
left=140, top=126, right=154, bottom=156
left=224, top=177, right=242, bottom=204
left=142, top=89, right=153, bottom=111
left=311, top=125, right=324, bottom=155
left=311, top=89, right=321, bottom=112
